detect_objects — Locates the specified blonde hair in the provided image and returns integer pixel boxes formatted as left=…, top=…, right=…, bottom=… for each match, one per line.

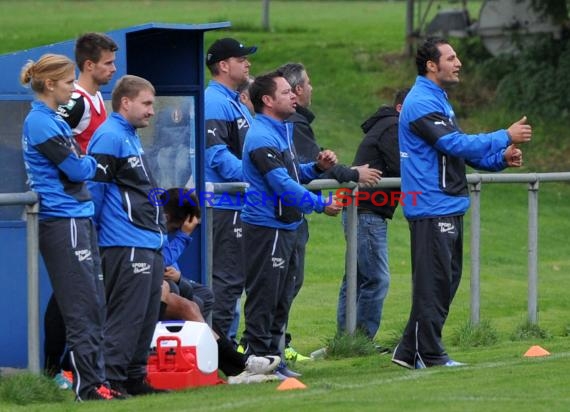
left=20, top=53, right=75, bottom=93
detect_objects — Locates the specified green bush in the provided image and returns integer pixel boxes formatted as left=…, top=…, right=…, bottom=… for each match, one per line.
left=457, top=34, right=570, bottom=119
left=451, top=319, right=499, bottom=348
left=325, top=331, right=377, bottom=359
left=510, top=321, right=552, bottom=341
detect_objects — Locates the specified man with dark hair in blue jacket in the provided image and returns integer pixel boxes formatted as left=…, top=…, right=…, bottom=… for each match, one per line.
left=392, top=37, right=532, bottom=369
left=278, top=62, right=382, bottom=361
left=240, top=71, right=342, bottom=379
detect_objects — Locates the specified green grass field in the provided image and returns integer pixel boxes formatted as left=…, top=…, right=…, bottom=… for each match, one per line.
left=1, top=1, right=570, bottom=410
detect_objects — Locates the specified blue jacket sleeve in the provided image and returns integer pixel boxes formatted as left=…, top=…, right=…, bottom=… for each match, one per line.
left=467, top=148, right=507, bottom=172
left=265, top=168, right=325, bottom=213
left=58, top=155, right=97, bottom=182
left=162, top=231, right=193, bottom=267
left=298, top=162, right=320, bottom=183
left=87, top=181, right=106, bottom=228
left=434, top=130, right=509, bottom=160
left=32, top=132, right=97, bottom=181
left=205, top=145, right=243, bottom=181
left=409, top=110, right=510, bottom=160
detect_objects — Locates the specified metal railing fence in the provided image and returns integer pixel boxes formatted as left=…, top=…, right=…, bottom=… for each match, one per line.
left=3, top=171, right=570, bottom=372
left=206, top=172, right=570, bottom=333
left=0, top=191, right=40, bottom=373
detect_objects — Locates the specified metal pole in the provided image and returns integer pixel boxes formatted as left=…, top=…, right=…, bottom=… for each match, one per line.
left=25, top=201, right=40, bottom=373
left=405, top=0, right=415, bottom=56
left=527, top=180, right=539, bottom=324
left=205, top=182, right=214, bottom=326
left=469, top=179, right=482, bottom=325
left=262, top=0, right=270, bottom=31
left=344, top=188, right=358, bottom=335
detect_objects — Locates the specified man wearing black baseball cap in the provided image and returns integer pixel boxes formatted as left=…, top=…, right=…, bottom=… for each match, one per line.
left=204, top=38, right=257, bottom=343
left=206, top=38, right=257, bottom=65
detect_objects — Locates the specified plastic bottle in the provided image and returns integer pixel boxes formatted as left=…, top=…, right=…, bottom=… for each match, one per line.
left=310, top=347, right=327, bottom=360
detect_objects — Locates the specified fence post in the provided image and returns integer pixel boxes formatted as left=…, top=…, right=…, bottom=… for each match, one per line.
left=205, top=182, right=214, bottom=326
left=344, top=187, right=358, bottom=335
left=527, top=179, right=539, bottom=324
left=25, top=201, right=40, bottom=373
left=469, top=179, right=482, bottom=325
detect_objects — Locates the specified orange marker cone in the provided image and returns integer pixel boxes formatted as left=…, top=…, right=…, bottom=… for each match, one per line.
left=524, top=345, right=550, bottom=357
left=277, top=377, right=307, bottom=391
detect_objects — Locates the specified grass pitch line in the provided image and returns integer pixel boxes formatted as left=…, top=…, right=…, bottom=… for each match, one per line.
left=178, top=352, right=570, bottom=411
left=294, top=350, right=570, bottom=391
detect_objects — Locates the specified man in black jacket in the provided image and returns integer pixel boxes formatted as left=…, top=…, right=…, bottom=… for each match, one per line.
left=337, top=88, right=408, bottom=345
left=278, top=62, right=382, bottom=361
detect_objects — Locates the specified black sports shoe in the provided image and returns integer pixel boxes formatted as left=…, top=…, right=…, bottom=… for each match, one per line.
left=106, top=381, right=131, bottom=400
left=124, top=377, right=169, bottom=396
left=108, top=380, right=129, bottom=394
left=84, top=384, right=114, bottom=401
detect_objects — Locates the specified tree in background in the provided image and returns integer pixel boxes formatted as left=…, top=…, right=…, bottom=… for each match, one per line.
left=532, top=0, right=569, bottom=24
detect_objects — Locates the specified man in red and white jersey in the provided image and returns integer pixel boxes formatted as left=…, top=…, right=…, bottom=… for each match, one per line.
left=58, top=32, right=118, bottom=153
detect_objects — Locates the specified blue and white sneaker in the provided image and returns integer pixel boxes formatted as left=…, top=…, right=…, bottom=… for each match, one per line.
left=444, top=360, right=466, bottom=367
left=274, top=361, right=302, bottom=380
left=392, top=356, right=426, bottom=370
left=415, top=357, right=427, bottom=369
left=54, top=370, right=73, bottom=390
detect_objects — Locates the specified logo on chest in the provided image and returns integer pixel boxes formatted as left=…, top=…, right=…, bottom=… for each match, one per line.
left=128, top=156, right=142, bottom=168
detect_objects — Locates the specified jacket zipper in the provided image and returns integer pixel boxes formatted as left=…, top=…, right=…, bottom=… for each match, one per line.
left=125, top=191, right=133, bottom=222
left=442, top=155, right=447, bottom=188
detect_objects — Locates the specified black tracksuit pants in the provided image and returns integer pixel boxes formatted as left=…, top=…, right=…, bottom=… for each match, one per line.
left=393, top=215, right=463, bottom=367
left=242, top=222, right=299, bottom=357
left=211, top=209, right=244, bottom=339
left=100, top=246, right=163, bottom=382
left=39, top=218, right=106, bottom=399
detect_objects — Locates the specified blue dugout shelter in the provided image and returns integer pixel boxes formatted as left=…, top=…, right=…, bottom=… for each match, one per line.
left=0, top=22, right=229, bottom=368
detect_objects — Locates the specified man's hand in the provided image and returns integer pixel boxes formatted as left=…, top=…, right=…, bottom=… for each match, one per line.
left=180, top=215, right=200, bottom=235
left=352, top=164, right=382, bottom=187
left=504, top=144, right=523, bottom=167
left=507, top=116, right=532, bottom=144
left=316, top=149, right=337, bottom=171
left=164, top=266, right=182, bottom=283
left=324, top=203, right=343, bottom=217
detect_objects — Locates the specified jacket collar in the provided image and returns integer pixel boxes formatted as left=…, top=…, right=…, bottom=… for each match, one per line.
left=416, top=75, right=448, bottom=101
left=295, top=105, right=315, bottom=123
left=110, top=112, right=136, bottom=133
left=257, top=114, right=291, bottom=138
left=32, top=100, right=56, bottom=114
left=208, top=79, right=240, bottom=101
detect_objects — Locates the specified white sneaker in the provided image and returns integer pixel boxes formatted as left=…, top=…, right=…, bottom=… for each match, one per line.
left=245, top=355, right=281, bottom=375
left=227, top=371, right=279, bottom=384
left=444, top=360, right=466, bottom=367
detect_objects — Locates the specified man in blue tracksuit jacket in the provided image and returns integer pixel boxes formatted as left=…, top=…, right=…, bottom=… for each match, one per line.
left=392, top=38, right=532, bottom=369
left=87, top=75, right=167, bottom=395
left=240, top=71, right=341, bottom=377
left=204, top=38, right=257, bottom=339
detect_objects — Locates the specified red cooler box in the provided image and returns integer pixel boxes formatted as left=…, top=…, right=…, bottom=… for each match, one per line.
left=147, top=320, right=223, bottom=389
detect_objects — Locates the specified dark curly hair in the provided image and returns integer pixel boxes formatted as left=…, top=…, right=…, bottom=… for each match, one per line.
left=160, top=188, right=201, bottom=233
